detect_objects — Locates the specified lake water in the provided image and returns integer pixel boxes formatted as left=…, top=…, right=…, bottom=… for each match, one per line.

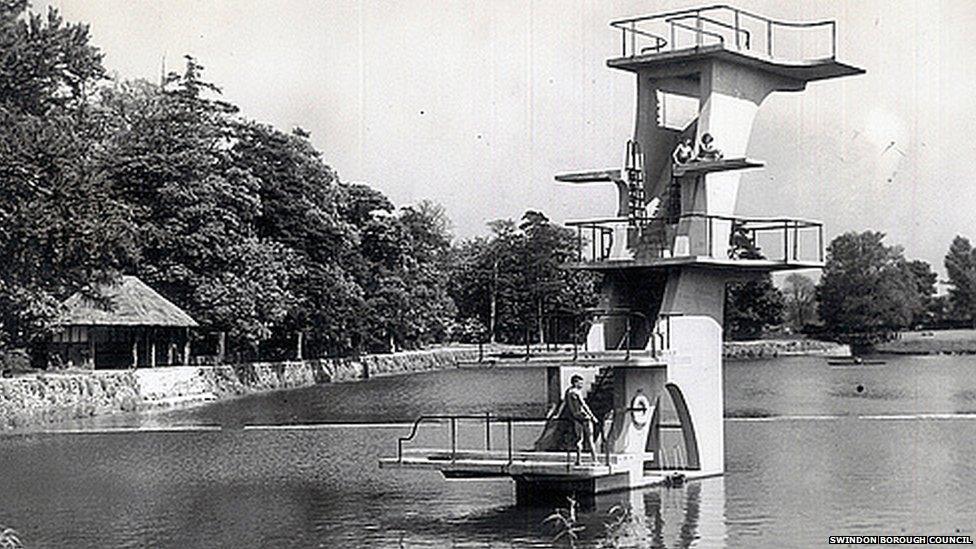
left=1, top=355, right=975, bottom=548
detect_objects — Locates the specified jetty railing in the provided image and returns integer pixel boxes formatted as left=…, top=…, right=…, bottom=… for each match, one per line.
left=610, top=5, right=837, bottom=62
left=395, top=413, right=613, bottom=473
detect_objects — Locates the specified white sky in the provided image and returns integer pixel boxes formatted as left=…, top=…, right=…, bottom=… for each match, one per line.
left=41, top=0, right=976, bottom=277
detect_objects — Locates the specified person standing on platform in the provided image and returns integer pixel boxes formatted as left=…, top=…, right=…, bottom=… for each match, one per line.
left=565, top=374, right=599, bottom=465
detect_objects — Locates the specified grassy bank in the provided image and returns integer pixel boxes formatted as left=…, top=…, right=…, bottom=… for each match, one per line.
left=877, top=329, right=976, bottom=355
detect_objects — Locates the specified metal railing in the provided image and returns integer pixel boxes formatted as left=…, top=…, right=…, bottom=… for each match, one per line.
left=567, top=213, right=824, bottom=264
left=610, top=5, right=837, bottom=61
left=395, top=413, right=613, bottom=473
left=484, top=309, right=672, bottom=362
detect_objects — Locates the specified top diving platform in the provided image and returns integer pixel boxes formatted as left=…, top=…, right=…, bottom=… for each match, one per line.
left=607, top=6, right=865, bottom=86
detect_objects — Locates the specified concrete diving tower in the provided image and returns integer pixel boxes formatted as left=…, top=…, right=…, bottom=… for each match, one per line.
left=380, top=5, right=863, bottom=501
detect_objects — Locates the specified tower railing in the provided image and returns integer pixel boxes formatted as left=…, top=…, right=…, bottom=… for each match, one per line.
left=481, top=309, right=675, bottom=363
left=610, top=5, right=837, bottom=62
left=567, top=213, right=824, bottom=265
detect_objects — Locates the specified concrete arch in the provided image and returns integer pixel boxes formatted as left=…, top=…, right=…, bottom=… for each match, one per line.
left=665, top=382, right=701, bottom=470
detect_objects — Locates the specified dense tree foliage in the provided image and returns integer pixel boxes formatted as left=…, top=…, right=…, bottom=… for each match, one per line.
left=449, top=212, right=598, bottom=344
left=782, top=273, right=817, bottom=332
left=945, top=236, right=976, bottom=327
left=724, top=277, right=784, bottom=340
left=0, top=1, right=137, bottom=350
left=816, top=232, right=924, bottom=339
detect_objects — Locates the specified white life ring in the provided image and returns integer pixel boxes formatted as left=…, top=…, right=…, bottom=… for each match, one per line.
left=630, top=393, right=651, bottom=427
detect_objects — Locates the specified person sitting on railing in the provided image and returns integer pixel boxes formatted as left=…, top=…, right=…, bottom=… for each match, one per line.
left=696, top=133, right=724, bottom=162
left=672, top=137, right=694, bottom=165
left=565, top=374, right=599, bottom=465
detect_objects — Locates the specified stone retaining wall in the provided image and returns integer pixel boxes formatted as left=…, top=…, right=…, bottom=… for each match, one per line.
left=0, top=347, right=480, bottom=430
left=724, top=339, right=849, bottom=360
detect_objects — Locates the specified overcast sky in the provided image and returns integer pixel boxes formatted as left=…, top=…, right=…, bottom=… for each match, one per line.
left=41, top=0, right=976, bottom=278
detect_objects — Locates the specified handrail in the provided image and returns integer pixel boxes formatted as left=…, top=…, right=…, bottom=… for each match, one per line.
left=610, top=5, right=837, bottom=60
left=568, top=213, right=823, bottom=264
left=395, top=412, right=612, bottom=472
left=610, top=4, right=835, bottom=32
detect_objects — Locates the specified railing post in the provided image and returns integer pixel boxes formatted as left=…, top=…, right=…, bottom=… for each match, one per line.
left=398, top=439, right=403, bottom=463
left=630, top=21, right=636, bottom=57
left=783, top=221, right=789, bottom=263
left=478, top=340, right=484, bottom=363
left=573, top=314, right=579, bottom=361
left=506, top=419, right=514, bottom=465
left=485, top=412, right=491, bottom=451
left=818, top=225, right=824, bottom=262
left=591, top=226, right=597, bottom=262
left=792, top=221, right=799, bottom=261
left=577, top=226, right=582, bottom=262
left=831, top=22, right=837, bottom=59
left=524, top=324, right=530, bottom=360
left=670, top=21, right=675, bottom=51
left=695, top=11, right=703, bottom=47
left=766, top=20, right=772, bottom=56
left=734, top=9, right=741, bottom=49
left=625, top=315, right=631, bottom=360
left=450, top=417, right=457, bottom=462
left=707, top=216, right=713, bottom=258
left=621, top=27, right=627, bottom=57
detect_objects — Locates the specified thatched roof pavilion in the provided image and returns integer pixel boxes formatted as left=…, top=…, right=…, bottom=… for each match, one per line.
left=50, top=276, right=198, bottom=369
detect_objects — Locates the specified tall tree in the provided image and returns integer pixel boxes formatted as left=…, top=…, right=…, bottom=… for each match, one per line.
left=945, top=235, right=976, bottom=326
left=724, top=278, right=784, bottom=340
left=99, top=58, right=299, bottom=349
left=449, top=212, right=598, bottom=344
left=0, top=1, right=137, bottom=351
left=817, top=231, right=922, bottom=339
left=783, top=273, right=817, bottom=331
left=723, top=231, right=783, bottom=340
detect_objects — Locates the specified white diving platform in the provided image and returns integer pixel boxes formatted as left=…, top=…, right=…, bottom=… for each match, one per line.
left=672, top=158, right=764, bottom=177
left=555, top=169, right=625, bottom=184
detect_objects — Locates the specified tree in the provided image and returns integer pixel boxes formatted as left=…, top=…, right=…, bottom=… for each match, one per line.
left=782, top=273, right=817, bottom=331
left=722, top=230, right=783, bottom=340
left=98, top=58, right=299, bottom=349
left=905, top=259, right=937, bottom=326
left=945, top=235, right=976, bottom=326
left=724, top=277, right=784, bottom=340
left=0, top=1, right=138, bottom=351
left=816, top=231, right=922, bottom=340
left=449, top=212, right=598, bottom=344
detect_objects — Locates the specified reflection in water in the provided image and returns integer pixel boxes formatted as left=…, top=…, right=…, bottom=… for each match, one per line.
left=449, top=478, right=726, bottom=548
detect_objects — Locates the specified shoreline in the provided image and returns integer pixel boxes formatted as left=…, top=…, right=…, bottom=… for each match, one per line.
left=0, top=346, right=479, bottom=431
left=0, top=339, right=852, bottom=431
left=723, top=339, right=850, bottom=360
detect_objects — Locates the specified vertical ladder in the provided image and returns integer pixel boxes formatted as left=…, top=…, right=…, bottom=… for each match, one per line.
left=625, top=140, right=645, bottom=225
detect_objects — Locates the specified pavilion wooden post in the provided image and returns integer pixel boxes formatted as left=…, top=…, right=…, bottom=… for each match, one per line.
left=296, top=331, right=304, bottom=361
left=88, top=328, right=96, bottom=370
left=217, top=332, right=226, bottom=364
left=131, top=331, right=138, bottom=369
left=183, top=327, right=191, bottom=366
left=167, top=331, right=175, bottom=366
